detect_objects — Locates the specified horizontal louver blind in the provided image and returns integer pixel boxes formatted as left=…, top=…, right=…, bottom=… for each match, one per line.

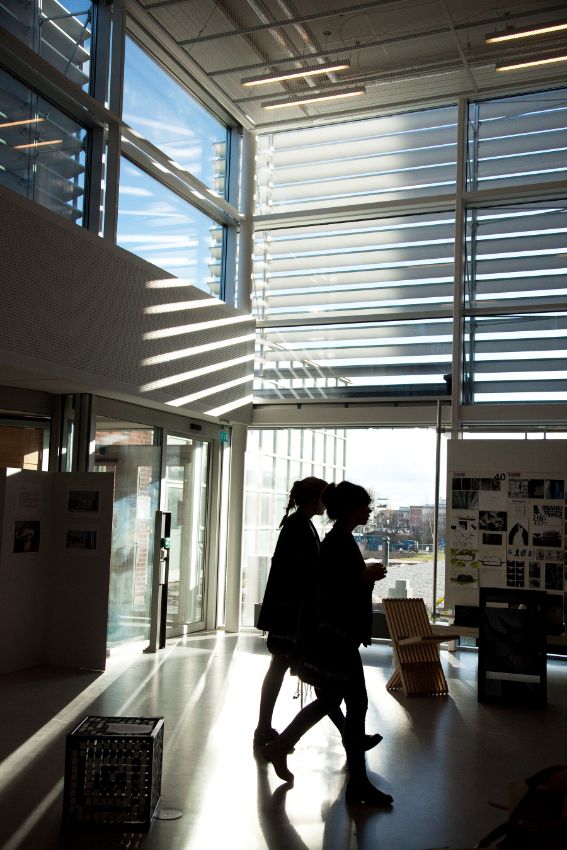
left=465, top=202, right=567, bottom=402
left=256, top=106, right=458, bottom=213
left=468, top=90, right=567, bottom=190
left=254, top=211, right=455, bottom=399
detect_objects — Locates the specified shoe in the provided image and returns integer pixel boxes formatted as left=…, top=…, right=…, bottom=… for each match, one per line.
left=345, top=779, right=393, bottom=807
left=263, top=739, right=294, bottom=784
left=253, top=726, right=279, bottom=749
left=364, top=733, right=383, bottom=750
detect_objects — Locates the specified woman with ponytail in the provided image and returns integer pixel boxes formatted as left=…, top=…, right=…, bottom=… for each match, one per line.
left=263, top=481, right=393, bottom=808
left=254, top=477, right=329, bottom=748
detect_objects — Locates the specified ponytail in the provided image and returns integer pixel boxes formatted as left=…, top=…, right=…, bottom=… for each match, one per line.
left=279, top=476, right=327, bottom=527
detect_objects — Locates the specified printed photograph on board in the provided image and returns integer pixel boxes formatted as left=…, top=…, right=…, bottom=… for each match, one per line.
left=13, top=520, right=40, bottom=553
left=531, top=503, right=562, bottom=548
left=65, top=529, right=97, bottom=551
left=68, top=490, right=100, bottom=513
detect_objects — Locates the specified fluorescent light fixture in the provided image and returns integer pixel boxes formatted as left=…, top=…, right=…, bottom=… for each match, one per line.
left=242, top=62, right=350, bottom=86
left=486, top=21, right=567, bottom=43
left=262, top=87, right=365, bottom=110
left=0, top=117, right=45, bottom=129
left=13, top=138, right=63, bottom=149
left=496, top=52, right=567, bottom=71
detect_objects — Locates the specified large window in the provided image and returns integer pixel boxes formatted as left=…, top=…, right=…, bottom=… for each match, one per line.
left=255, top=88, right=567, bottom=408
left=118, top=158, right=225, bottom=296
left=123, top=37, right=229, bottom=198
left=243, top=427, right=446, bottom=628
left=0, top=67, right=87, bottom=223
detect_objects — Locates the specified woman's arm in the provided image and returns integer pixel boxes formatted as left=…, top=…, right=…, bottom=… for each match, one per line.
left=361, top=560, right=387, bottom=584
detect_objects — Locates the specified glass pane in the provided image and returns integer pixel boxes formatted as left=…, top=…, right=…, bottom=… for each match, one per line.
left=123, top=37, right=228, bottom=197
left=242, top=427, right=446, bottom=628
left=465, top=313, right=567, bottom=403
left=2, top=0, right=93, bottom=91
left=253, top=213, right=455, bottom=322
left=467, top=88, right=567, bottom=192
left=464, top=202, right=567, bottom=403
left=94, top=421, right=161, bottom=646
left=255, top=105, right=457, bottom=214
left=0, top=67, right=87, bottom=224
left=165, top=435, right=209, bottom=629
left=117, top=157, right=224, bottom=296
left=256, top=316, right=453, bottom=401
left=241, top=427, right=346, bottom=627
left=0, top=419, right=50, bottom=470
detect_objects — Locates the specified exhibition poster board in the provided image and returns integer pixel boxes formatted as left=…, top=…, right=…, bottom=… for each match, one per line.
left=445, top=440, right=567, bottom=635
left=0, top=469, right=113, bottom=673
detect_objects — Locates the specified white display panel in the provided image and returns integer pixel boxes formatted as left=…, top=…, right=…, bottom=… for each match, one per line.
left=445, top=441, right=567, bottom=634
left=0, top=469, right=113, bottom=673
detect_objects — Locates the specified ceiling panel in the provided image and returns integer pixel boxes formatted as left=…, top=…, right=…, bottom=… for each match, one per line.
left=133, top=0, right=567, bottom=130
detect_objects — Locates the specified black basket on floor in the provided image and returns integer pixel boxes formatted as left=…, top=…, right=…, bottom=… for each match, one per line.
left=63, top=715, right=164, bottom=830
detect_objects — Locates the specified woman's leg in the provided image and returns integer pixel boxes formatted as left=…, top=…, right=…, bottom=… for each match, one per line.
left=316, top=687, right=345, bottom=734
left=254, top=653, right=290, bottom=744
left=343, top=652, right=392, bottom=806
left=264, top=690, right=341, bottom=782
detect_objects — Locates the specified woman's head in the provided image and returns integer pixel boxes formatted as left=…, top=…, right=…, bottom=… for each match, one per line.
left=281, top=476, right=328, bottom=524
left=322, top=481, right=371, bottom=525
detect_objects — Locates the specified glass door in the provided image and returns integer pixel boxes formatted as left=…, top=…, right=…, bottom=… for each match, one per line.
left=164, top=434, right=210, bottom=635
left=94, top=420, right=161, bottom=646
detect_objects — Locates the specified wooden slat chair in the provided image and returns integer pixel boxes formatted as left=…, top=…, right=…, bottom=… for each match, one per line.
left=383, top=597, right=461, bottom=696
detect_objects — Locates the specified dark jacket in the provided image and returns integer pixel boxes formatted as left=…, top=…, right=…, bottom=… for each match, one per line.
left=257, top=511, right=320, bottom=654
left=318, top=524, right=373, bottom=647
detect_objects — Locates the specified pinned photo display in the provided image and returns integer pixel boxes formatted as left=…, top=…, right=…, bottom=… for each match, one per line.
left=447, top=470, right=566, bottom=622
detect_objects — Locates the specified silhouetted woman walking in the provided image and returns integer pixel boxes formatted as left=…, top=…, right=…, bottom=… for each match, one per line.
left=263, top=481, right=393, bottom=808
left=254, top=477, right=331, bottom=747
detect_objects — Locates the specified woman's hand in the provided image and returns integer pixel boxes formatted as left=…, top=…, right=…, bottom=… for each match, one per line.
left=362, top=559, right=387, bottom=583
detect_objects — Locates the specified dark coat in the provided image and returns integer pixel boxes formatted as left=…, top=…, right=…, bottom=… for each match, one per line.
left=256, top=510, right=320, bottom=655
left=296, top=524, right=372, bottom=694
left=318, top=524, right=373, bottom=647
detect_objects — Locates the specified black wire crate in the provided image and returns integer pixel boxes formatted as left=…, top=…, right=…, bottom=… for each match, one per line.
left=63, top=715, right=164, bottom=830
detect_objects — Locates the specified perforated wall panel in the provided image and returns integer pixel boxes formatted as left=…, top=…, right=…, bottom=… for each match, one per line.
left=0, top=189, right=255, bottom=420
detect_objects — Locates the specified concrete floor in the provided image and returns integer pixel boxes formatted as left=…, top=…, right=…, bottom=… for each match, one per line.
left=1, top=632, right=566, bottom=850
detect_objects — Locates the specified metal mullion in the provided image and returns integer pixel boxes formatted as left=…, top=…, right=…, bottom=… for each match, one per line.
left=120, top=128, right=240, bottom=226
left=221, top=126, right=242, bottom=307
left=256, top=307, right=454, bottom=329
left=465, top=300, right=567, bottom=318
left=463, top=179, right=567, bottom=210
left=84, top=0, right=112, bottom=235
left=103, top=0, right=126, bottom=242
left=462, top=403, right=567, bottom=427
left=451, top=98, right=468, bottom=434
left=253, top=194, right=458, bottom=231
